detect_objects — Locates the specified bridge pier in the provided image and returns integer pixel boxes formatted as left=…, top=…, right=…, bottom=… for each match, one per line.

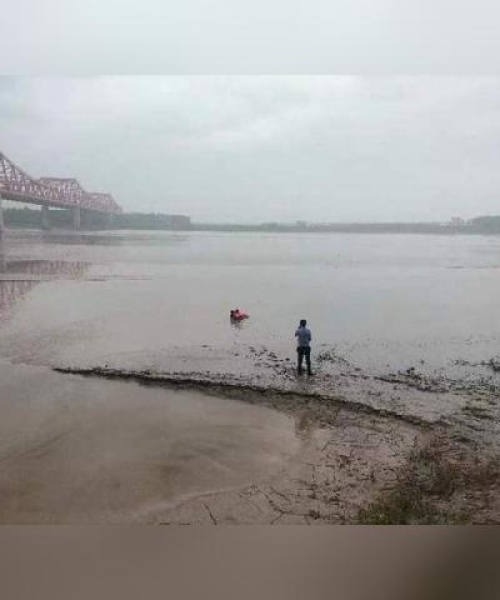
left=41, top=205, right=50, bottom=230
left=0, top=197, right=4, bottom=234
left=71, top=206, right=81, bottom=230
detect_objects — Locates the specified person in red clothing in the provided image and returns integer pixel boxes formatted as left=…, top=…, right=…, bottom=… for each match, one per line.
left=230, top=308, right=249, bottom=321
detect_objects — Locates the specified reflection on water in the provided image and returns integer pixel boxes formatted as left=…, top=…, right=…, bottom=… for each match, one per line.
left=0, top=280, right=39, bottom=318
left=43, top=232, right=190, bottom=246
left=1, top=260, right=88, bottom=278
left=0, top=248, right=90, bottom=318
left=0, top=235, right=5, bottom=273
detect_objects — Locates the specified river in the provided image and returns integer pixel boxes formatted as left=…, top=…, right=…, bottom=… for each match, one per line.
left=2, top=229, right=500, bottom=373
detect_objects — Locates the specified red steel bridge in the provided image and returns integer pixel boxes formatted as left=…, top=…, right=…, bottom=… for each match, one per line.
left=0, top=151, right=122, bottom=231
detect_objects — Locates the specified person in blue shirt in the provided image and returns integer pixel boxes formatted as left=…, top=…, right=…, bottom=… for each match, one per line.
left=295, top=319, right=312, bottom=376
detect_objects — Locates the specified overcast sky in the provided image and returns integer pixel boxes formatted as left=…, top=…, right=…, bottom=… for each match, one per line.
left=1, top=76, right=500, bottom=223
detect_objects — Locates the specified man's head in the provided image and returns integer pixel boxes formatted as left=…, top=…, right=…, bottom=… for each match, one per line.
left=300, top=319, right=307, bottom=327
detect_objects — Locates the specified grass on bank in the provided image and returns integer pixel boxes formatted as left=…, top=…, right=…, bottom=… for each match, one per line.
left=358, top=439, right=500, bottom=525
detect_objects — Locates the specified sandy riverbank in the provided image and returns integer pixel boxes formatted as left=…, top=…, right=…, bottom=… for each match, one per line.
left=1, top=357, right=498, bottom=524
left=0, top=360, right=420, bottom=524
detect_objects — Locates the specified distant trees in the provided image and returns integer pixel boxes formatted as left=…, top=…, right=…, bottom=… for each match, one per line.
left=468, top=216, right=500, bottom=233
left=4, top=207, right=48, bottom=227
left=3, top=208, right=192, bottom=231
left=4, top=206, right=500, bottom=234
left=193, top=217, right=500, bottom=234
left=115, top=213, right=191, bottom=230
left=192, top=221, right=454, bottom=233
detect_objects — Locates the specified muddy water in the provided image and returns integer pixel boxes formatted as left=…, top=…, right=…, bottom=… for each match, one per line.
left=2, top=230, right=500, bottom=372
left=0, top=360, right=300, bottom=523
left=1, top=229, right=500, bottom=521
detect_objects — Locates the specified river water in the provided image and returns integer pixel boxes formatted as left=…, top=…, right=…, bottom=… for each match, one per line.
left=1, top=229, right=499, bottom=374
left=1, top=229, right=500, bottom=522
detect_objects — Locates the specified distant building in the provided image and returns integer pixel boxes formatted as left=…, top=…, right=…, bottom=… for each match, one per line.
left=114, top=212, right=192, bottom=230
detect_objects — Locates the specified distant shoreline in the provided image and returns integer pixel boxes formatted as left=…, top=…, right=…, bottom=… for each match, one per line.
left=3, top=225, right=500, bottom=238
left=3, top=206, right=500, bottom=235
left=190, top=223, right=499, bottom=235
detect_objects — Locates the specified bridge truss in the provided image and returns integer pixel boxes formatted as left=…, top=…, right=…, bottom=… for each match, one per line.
left=0, top=152, right=122, bottom=215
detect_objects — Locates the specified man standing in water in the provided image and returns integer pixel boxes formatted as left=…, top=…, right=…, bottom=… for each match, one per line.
left=295, top=319, right=312, bottom=376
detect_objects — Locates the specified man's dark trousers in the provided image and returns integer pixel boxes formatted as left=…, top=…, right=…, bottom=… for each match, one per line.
left=297, top=346, right=311, bottom=375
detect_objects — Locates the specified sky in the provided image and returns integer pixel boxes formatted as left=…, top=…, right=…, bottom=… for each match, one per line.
left=1, top=76, right=500, bottom=223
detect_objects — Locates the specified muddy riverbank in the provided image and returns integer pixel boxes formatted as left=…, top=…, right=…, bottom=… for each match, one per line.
left=0, top=359, right=430, bottom=524
left=48, top=361, right=500, bottom=524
